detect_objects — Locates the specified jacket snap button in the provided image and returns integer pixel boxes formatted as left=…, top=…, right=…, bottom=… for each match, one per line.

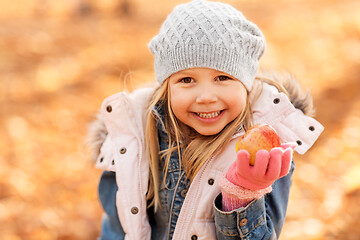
left=180, top=189, right=187, bottom=198
left=120, top=148, right=127, bottom=154
left=208, top=178, right=214, bottom=185
left=191, top=235, right=198, bottom=240
left=112, top=160, right=115, bottom=165
left=131, top=207, right=138, bottom=214
left=296, top=140, right=302, bottom=146
left=106, top=105, right=112, bottom=112
left=240, top=218, right=248, bottom=227
left=99, top=157, right=104, bottom=163
left=273, top=98, right=280, bottom=104
left=309, top=126, right=315, bottom=131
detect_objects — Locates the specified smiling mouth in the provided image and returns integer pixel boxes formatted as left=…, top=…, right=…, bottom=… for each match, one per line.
left=195, top=110, right=223, bottom=119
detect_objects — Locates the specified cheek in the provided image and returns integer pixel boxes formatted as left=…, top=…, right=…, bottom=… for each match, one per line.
left=228, top=89, right=247, bottom=117
left=237, top=94, right=247, bottom=111
left=170, top=88, right=187, bottom=118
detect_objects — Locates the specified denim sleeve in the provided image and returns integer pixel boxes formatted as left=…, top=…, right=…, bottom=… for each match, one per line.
left=98, top=171, right=125, bottom=240
left=213, top=161, right=295, bottom=240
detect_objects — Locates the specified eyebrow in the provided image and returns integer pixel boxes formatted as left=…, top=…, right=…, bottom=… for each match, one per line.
left=174, top=71, right=194, bottom=77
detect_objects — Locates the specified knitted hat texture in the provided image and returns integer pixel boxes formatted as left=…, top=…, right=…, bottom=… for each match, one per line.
left=148, top=0, right=266, bottom=90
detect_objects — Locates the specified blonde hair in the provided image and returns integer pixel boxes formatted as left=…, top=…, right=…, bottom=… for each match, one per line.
left=145, top=79, right=252, bottom=211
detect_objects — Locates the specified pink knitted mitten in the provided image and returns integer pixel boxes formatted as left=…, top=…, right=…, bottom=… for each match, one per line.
left=220, top=144, right=295, bottom=211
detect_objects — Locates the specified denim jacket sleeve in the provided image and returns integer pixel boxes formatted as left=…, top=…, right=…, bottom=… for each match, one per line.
left=98, top=171, right=125, bottom=240
left=213, top=160, right=295, bottom=240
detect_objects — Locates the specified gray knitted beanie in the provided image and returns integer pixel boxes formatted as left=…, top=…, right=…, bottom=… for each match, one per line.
left=148, top=0, right=265, bottom=91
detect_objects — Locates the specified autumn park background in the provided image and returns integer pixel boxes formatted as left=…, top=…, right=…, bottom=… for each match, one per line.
left=1, top=0, right=359, bottom=239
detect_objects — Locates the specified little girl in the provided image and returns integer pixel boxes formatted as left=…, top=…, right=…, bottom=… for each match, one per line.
left=88, top=0, right=324, bottom=239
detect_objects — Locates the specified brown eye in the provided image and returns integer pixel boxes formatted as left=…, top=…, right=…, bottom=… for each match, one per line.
left=217, top=75, right=231, bottom=81
left=180, top=77, right=193, bottom=83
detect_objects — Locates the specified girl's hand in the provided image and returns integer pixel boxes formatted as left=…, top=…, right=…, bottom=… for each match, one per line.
left=225, top=144, right=295, bottom=190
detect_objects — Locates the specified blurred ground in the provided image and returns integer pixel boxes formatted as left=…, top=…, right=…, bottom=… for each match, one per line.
left=0, top=0, right=359, bottom=239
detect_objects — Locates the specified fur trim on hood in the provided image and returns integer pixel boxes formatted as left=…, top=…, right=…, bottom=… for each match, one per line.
left=258, top=71, right=316, bottom=117
left=87, top=113, right=108, bottom=163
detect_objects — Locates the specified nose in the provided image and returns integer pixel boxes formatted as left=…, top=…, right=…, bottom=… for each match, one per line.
left=195, top=85, right=218, bottom=104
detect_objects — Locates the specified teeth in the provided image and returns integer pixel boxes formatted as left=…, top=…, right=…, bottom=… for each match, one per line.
left=196, top=111, right=221, bottom=119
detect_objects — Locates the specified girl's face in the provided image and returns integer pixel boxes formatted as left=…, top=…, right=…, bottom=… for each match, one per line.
left=169, top=68, right=247, bottom=136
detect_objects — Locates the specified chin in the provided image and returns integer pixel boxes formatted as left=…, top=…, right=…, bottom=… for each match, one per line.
left=194, top=128, right=223, bottom=136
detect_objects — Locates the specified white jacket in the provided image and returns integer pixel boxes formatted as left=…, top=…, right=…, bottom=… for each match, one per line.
left=94, top=82, right=324, bottom=240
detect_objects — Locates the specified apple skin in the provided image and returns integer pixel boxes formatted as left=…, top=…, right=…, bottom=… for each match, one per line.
left=235, top=124, right=281, bottom=165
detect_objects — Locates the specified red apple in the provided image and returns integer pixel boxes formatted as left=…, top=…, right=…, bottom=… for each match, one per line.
left=235, top=124, right=281, bottom=165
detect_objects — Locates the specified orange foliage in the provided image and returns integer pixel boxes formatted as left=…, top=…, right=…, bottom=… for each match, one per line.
left=0, top=0, right=359, bottom=239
